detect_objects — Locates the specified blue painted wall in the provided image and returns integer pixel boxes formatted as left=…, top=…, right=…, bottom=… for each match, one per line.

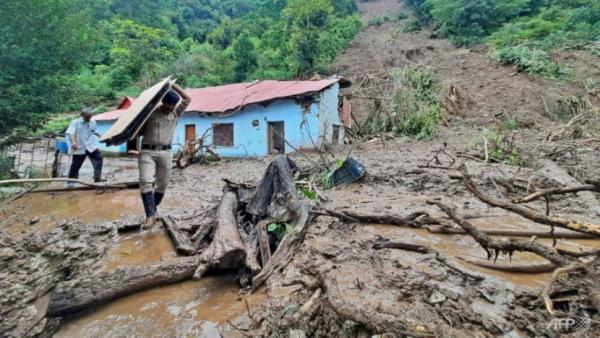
left=98, top=83, right=341, bottom=158
left=96, top=121, right=127, bottom=153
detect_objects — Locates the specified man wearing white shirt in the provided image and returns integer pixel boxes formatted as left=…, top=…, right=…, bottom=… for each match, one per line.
left=66, top=108, right=106, bottom=183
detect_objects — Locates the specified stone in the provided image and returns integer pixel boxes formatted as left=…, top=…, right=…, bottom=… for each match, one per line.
left=0, top=247, right=17, bottom=261
left=428, top=290, right=447, bottom=304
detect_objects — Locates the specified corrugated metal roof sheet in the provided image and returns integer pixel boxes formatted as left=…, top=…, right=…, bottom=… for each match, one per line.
left=93, top=78, right=339, bottom=121
left=93, top=97, right=135, bottom=122
left=186, top=78, right=339, bottom=114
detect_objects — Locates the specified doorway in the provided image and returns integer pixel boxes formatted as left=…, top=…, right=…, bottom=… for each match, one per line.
left=268, top=121, right=285, bottom=154
left=185, top=124, right=196, bottom=153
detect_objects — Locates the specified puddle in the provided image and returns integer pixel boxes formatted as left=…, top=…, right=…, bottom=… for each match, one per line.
left=102, top=231, right=176, bottom=272
left=0, top=189, right=141, bottom=236
left=55, top=228, right=265, bottom=337
left=55, top=277, right=264, bottom=338
left=367, top=218, right=600, bottom=288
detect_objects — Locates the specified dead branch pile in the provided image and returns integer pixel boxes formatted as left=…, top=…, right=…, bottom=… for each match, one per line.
left=47, top=155, right=310, bottom=316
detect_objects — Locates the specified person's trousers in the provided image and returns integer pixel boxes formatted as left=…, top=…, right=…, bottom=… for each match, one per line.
left=139, top=150, right=172, bottom=194
left=69, top=149, right=103, bottom=181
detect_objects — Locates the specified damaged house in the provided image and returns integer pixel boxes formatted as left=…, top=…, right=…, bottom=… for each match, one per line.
left=93, top=78, right=348, bottom=157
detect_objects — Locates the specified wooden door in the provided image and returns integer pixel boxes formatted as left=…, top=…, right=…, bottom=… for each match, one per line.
left=185, top=124, right=196, bottom=153
left=268, top=121, right=285, bottom=154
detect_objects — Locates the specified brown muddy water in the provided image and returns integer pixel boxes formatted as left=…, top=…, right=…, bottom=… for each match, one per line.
left=55, top=230, right=266, bottom=337
left=367, top=214, right=600, bottom=288
left=2, top=190, right=599, bottom=336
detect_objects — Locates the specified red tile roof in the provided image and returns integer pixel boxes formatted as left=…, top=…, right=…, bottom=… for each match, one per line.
left=93, top=79, right=339, bottom=121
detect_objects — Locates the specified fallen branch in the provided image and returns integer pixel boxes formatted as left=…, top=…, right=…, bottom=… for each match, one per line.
left=541, top=259, right=595, bottom=315
left=457, top=256, right=556, bottom=273
left=0, top=178, right=139, bottom=189
left=47, top=257, right=200, bottom=317
left=314, top=208, right=430, bottom=227
left=460, top=164, right=600, bottom=236
left=426, top=225, right=595, bottom=239
left=373, top=240, right=429, bottom=253
left=427, top=200, right=572, bottom=267
left=512, top=185, right=598, bottom=204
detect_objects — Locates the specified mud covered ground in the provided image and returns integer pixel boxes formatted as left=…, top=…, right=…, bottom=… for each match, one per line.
left=1, top=0, right=600, bottom=337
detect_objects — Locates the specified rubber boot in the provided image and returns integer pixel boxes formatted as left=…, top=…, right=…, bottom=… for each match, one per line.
left=141, top=192, right=157, bottom=229
left=154, top=192, right=165, bottom=207
left=154, top=192, right=165, bottom=220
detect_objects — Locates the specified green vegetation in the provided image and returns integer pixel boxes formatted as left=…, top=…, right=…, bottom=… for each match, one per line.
left=402, top=0, right=599, bottom=77
left=364, top=66, right=443, bottom=140
left=267, top=223, right=294, bottom=243
left=368, top=15, right=394, bottom=27
left=472, top=118, right=523, bottom=165
left=492, top=46, right=570, bottom=79
left=0, top=0, right=362, bottom=143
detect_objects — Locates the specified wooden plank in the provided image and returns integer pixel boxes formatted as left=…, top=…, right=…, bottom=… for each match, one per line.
left=162, top=216, right=195, bottom=255
left=257, top=220, right=271, bottom=267
left=100, top=77, right=172, bottom=145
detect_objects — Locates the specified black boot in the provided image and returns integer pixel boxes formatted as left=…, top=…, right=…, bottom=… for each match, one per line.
left=154, top=192, right=165, bottom=207
left=141, top=192, right=156, bottom=218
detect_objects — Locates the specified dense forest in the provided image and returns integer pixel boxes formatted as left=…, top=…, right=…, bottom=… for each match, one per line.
left=403, top=0, right=599, bottom=78
left=0, top=0, right=361, bottom=141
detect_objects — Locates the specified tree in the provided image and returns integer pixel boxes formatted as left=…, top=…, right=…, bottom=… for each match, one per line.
left=283, top=0, right=334, bottom=76
left=0, top=0, right=95, bottom=140
left=232, top=32, right=258, bottom=81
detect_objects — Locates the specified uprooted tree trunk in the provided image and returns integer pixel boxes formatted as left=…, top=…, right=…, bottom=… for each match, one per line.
left=46, top=155, right=309, bottom=316
left=193, top=187, right=247, bottom=278
left=47, top=257, right=200, bottom=317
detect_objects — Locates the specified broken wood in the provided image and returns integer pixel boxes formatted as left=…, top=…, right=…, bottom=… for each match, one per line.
left=427, top=200, right=572, bottom=267
left=193, top=188, right=247, bottom=279
left=541, top=259, right=595, bottom=315
left=512, top=185, right=598, bottom=204
left=46, top=257, right=200, bottom=317
left=162, top=216, right=195, bottom=255
left=535, top=159, right=600, bottom=216
left=293, top=288, right=322, bottom=322
left=256, top=221, right=271, bottom=267
left=373, top=240, right=429, bottom=253
left=0, top=178, right=139, bottom=189
left=315, top=208, right=430, bottom=227
left=457, top=256, right=557, bottom=273
left=460, top=165, right=600, bottom=236
left=252, top=201, right=310, bottom=291
left=426, top=225, right=595, bottom=239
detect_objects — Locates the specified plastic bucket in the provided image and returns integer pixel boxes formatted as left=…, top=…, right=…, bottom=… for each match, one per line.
left=56, top=140, right=69, bottom=154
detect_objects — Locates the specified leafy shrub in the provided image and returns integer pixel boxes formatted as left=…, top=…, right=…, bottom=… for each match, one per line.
left=480, top=128, right=523, bottom=165
left=397, top=11, right=409, bottom=20
left=28, top=115, right=74, bottom=137
left=403, top=17, right=422, bottom=32
left=363, top=66, right=443, bottom=140
left=493, top=46, right=570, bottom=79
left=368, top=15, right=393, bottom=27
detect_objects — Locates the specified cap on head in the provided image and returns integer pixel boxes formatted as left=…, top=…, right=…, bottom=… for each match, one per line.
left=162, top=90, right=180, bottom=105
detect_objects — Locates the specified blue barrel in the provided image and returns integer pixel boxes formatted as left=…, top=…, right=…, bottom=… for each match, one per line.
left=56, top=140, right=69, bottom=154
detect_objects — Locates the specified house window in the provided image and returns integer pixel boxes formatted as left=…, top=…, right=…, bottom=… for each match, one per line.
left=213, top=123, right=234, bottom=147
